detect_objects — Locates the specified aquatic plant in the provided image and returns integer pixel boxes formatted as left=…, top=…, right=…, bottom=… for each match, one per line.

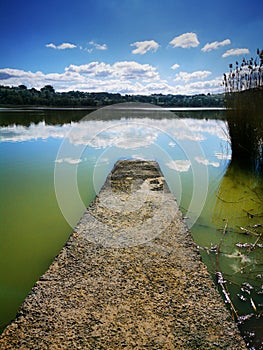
left=223, top=49, right=263, bottom=93
left=200, top=221, right=263, bottom=349
left=222, top=49, right=263, bottom=174
left=207, top=118, right=263, bottom=348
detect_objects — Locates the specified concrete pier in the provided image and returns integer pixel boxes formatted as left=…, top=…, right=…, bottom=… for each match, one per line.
left=0, top=160, right=246, bottom=349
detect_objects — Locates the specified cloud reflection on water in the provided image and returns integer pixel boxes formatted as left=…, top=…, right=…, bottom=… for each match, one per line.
left=0, top=117, right=229, bottom=148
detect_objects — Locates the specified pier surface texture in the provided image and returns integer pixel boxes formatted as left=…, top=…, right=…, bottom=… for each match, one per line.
left=0, top=160, right=246, bottom=349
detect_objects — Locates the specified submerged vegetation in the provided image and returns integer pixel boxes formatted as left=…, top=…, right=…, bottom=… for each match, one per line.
left=207, top=164, right=263, bottom=349
left=212, top=49, right=263, bottom=349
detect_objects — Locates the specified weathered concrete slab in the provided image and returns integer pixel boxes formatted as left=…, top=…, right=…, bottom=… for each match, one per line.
left=0, top=160, right=246, bottom=349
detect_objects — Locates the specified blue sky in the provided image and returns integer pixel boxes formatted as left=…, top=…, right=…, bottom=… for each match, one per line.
left=0, top=0, right=262, bottom=95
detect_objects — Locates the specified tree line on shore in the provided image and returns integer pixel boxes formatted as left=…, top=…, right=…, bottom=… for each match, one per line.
left=0, top=84, right=224, bottom=108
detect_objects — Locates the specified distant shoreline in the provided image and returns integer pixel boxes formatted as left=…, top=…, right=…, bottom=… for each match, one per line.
left=0, top=105, right=226, bottom=112
left=0, top=105, right=98, bottom=111
left=0, top=85, right=225, bottom=109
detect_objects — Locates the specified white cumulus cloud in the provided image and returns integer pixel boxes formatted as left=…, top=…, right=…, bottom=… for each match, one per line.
left=201, top=39, right=231, bottom=52
left=65, top=62, right=113, bottom=78
left=112, top=61, right=160, bottom=81
left=169, top=32, right=199, bottom=48
left=130, top=40, right=159, bottom=54
left=64, top=61, right=160, bottom=81
left=89, top=41, right=108, bottom=51
left=172, top=76, right=223, bottom=95
left=174, top=70, right=212, bottom=82
left=0, top=63, right=224, bottom=95
left=222, top=48, right=249, bottom=58
left=46, top=42, right=77, bottom=50
left=171, top=64, right=180, bottom=70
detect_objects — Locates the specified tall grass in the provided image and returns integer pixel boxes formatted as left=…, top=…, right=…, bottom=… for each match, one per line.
left=223, top=50, right=263, bottom=174
left=223, top=49, right=263, bottom=93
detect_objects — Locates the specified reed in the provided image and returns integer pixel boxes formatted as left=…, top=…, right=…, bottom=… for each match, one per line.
left=223, top=49, right=263, bottom=174
left=223, top=49, right=263, bottom=93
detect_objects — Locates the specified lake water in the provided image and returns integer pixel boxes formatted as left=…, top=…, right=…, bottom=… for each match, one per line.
left=0, top=104, right=262, bottom=348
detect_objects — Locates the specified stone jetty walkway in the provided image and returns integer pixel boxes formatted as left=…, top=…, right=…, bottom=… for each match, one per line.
left=0, top=160, right=246, bottom=349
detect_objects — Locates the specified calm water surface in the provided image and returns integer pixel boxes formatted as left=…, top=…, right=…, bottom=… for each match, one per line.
left=0, top=105, right=262, bottom=348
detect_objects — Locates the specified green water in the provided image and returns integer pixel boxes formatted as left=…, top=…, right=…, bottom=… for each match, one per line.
left=0, top=105, right=262, bottom=348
